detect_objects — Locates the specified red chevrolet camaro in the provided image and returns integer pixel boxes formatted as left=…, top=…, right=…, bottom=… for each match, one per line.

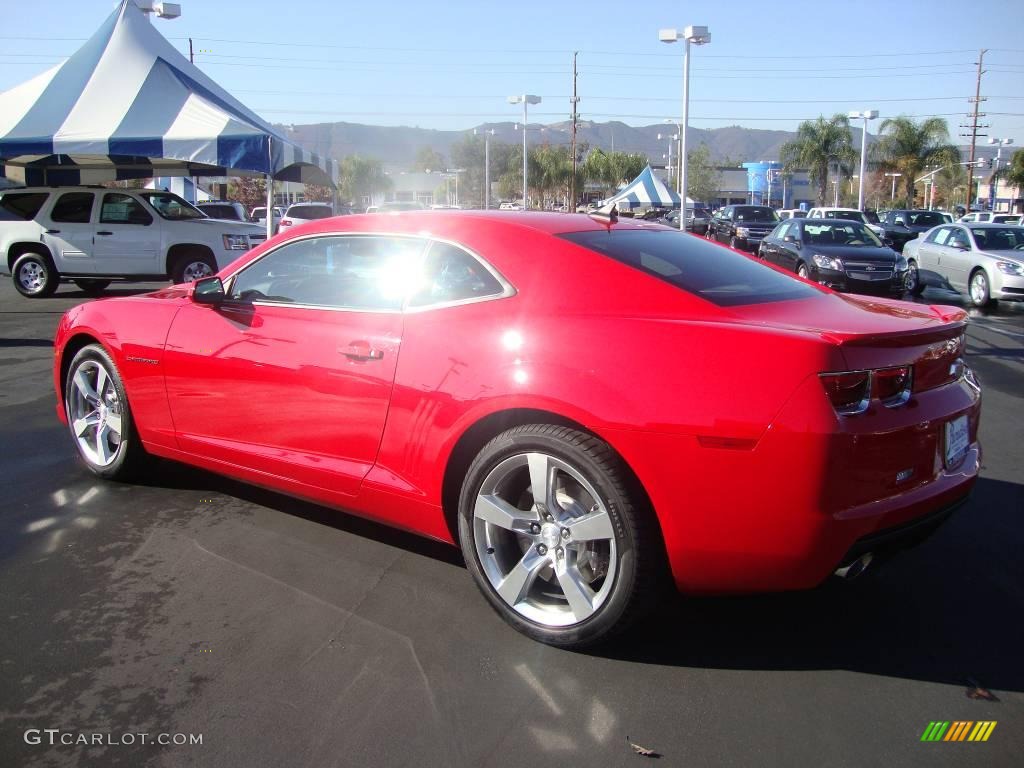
left=53, top=211, right=982, bottom=647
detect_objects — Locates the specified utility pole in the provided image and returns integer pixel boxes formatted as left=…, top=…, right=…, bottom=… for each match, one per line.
left=961, top=49, right=988, bottom=211
left=570, top=51, right=579, bottom=209
left=189, top=37, right=194, bottom=64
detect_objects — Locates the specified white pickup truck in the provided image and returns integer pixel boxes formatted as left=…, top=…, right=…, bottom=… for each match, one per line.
left=0, top=187, right=267, bottom=297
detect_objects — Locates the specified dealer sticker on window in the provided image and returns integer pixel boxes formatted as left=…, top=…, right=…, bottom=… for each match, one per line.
left=945, top=415, right=969, bottom=468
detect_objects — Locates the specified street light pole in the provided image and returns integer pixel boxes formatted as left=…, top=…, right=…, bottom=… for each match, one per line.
left=885, top=172, right=901, bottom=201
left=508, top=94, right=542, bottom=209
left=848, top=110, right=878, bottom=211
left=660, top=25, right=711, bottom=230
left=657, top=132, right=677, bottom=185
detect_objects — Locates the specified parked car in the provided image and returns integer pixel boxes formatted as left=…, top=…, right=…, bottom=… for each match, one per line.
left=903, top=222, right=1024, bottom=307
left=250, top=205, right=284, bottom=233
left=707, top=205, right=780, bottom=251
left=877, top=209, right=947, bottom=253
left=195, top=200, right=250, bottom=223
left=278, top=202, right=337, bottom=233
left=498, top=202, right=522, bottom=211
left=958, top=212, right=1018, bottom=224
left=776, top=209, right=808, bottom=220
left=661, top=207, right=710, bottom=234
left=53, top=211, right=980, bottom=647
left=806, top=207, right=882, bottom=235
left=1, top=187, right=266, bottom=297
left=759, top=218, right=908, bottom=297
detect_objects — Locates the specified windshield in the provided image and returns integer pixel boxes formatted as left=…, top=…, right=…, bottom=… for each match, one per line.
left=199, top=204, right=245, bottom=221
left=970, top=227, right=1024, bottom=251
left=825, top=210, right=866, bottom=223
left=560, top=229, right=816, bottom=307
left=288, top=204, right=333, bottom=219
left=802, top=220, right=883, bottom=247
left=906, top=211, right=945, bottom=227
left=140, top=192, right=206, bottom=220
left=734, top=206, right=778, bottom=223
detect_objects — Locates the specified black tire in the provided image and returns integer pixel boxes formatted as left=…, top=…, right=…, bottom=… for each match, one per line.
left=64, top=344, right=147, bottom=480
left=797, top=262, right=810, bottom=279
left=74, top=279, right=111, bottom=296
left=12, top=252, right=59, bottom=298
left=170, top=252, right=217, bottom=284
left=968, top=268, right=995, bottom=308
left=729, top=236, right=742, bottom=250
left=905, top=260, right=924, bottom=297
left=458, top=424, right=659, bottom=648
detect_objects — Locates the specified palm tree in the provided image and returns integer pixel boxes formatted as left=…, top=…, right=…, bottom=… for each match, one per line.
left=779, top=114, right=857, bottom=205
left=993, top=149, right=1024, bottom=211
left=871, top=116, right=959, bottom=204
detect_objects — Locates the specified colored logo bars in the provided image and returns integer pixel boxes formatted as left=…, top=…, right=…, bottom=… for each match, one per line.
left=921, top=721, right=997, bottom=742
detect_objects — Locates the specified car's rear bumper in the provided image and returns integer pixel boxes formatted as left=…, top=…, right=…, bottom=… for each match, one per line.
left=598, top=371, right=981, bottom=595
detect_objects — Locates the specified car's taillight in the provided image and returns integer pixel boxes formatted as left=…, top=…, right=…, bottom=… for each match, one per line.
left=820, top=371, right=871, bottom=415
left=820, top=365, right=914, bottom=416
left=280, top=219, right=292, bottom=228
left=873, top=365, right=913, bottom=407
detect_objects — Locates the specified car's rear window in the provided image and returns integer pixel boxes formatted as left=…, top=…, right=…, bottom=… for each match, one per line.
left=199, top=204, right=240, bottom=220
left=561, top=229, right=817, bottom=307
left=0, top=192, right=48, bottom=221
left=288, top=205, right=333, bottom=219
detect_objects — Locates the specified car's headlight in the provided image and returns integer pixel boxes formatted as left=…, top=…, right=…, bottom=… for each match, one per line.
left=895, top=255, right=908, bottom=271
left=223, top=234, right=250, bottom=250
left=736, top=227, right=750, bottom=237
left=812, top=253, right=844, bottom=271
left=996, top=261, right=1023, bottom=276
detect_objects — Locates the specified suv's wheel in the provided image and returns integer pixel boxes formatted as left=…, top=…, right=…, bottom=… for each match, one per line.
left=969, top=268, right=995, bottom=308
left=64, top=344, right=146, bottom=480
left=74, top=279, right=111, bottom=296
left=729, top=235, right=743, bottom=251
left=458, top=424, right=658, bottom=648
left=171, top=252, right=216, bottom=284
left=12, top=252, right=59, bottom=298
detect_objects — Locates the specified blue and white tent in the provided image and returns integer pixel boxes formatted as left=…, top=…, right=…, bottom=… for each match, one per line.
left=0, top=0, right=336, bottom=188
left=602, top=165, right=690, bottom=209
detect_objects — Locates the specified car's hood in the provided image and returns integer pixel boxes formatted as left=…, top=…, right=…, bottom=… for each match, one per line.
left=727, top=291, right=965, bottom=343
left=811, top=245, right=898, bottom=263
left=980, top=250, right=1024, bottom=264
left=191, top=218, right=264, bottom=233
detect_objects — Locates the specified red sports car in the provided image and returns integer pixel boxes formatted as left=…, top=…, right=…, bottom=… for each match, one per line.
left=53, top=211, right=982, bottom=647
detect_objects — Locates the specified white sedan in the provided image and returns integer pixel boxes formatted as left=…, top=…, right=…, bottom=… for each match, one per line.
left=904, top=222, right=1024, bottom=307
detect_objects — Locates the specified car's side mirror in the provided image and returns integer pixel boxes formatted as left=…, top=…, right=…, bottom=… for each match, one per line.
left=783, top=234, right=796, bottom=243
left=192, top=276, right=225, bottom=304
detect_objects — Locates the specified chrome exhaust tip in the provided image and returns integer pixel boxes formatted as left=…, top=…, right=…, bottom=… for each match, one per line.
left=834, top=552, right=873, bottom=580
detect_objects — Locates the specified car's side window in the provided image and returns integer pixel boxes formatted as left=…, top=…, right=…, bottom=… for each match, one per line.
left=0, top=192, right=49, bottom=220
left=774, top=221, right=793, bottom=240
left=50, top=192, right=95, bottom=224
left=100, top=193, right=153, bottom=225
left=228, top=235, right=426, bottom=310
left=948, top=228, right=970, bottom=249
left=406, top=242, right=505, bottom=308
left=926, top=226, right=951, bottom=245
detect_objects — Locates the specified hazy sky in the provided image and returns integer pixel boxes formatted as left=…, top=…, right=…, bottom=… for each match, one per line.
left=2, top=0, right=1022, bottom=151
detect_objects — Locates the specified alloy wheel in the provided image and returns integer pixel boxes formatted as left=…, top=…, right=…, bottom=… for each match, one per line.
left=970, top=271, right=989, bottom=306
left=182, top=260, right=214, bottom=282
left=472, top=451, right=618, bottom=627
left=18, top=261, right=47, bottom=293
left=67, top=359, right=124, bottom=468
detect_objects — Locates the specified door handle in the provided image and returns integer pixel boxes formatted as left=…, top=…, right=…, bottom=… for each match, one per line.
left=45, top=228, right=61, bottom=234
left=341, top=342, right=384, bottom=361
left=96, top=231, right=114, bottom=236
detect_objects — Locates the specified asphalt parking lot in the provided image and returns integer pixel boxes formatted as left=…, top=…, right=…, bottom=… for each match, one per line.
left=1, top=276, right=1021, bottom=768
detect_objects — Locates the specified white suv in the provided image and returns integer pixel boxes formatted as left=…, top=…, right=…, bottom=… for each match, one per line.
left=806, top=207, right=882, bottom=235
left=0, top=187, right=267, bottom=297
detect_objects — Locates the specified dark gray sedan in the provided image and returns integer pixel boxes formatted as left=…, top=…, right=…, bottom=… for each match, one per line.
left=758, top=218, right=908, bottom=297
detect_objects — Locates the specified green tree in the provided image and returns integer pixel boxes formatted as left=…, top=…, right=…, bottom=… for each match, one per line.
left=686, top=144, right=721, bottom=205
left=228, top=176, right=267, bottom=211
left=994, top=149, right=1024, bottom=208
left=779, top=114, right=857, bottom=206
left=338, top=155, right=392, bottom=205
left=871, top=116, right=959, bottom=204
left=581, top=149, right=648, bottom=197
left=411, top=146, right=446, bottom=173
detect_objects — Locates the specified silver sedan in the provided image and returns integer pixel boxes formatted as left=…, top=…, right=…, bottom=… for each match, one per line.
left=903, top=222, right=1024, bottom=307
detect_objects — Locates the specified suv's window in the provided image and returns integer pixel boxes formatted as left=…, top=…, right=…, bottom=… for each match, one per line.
left=407, top=242, right=504, bottom=307
left=139, top=192, right=205, bottom=220
left=907, top=211, right=945, bottom=228
left=50, top=192, right=94, bottom=223
left=228, top=235, right=426, bottom=310
left=100, top=193, right=153, bottom=225
left=287, top=204, right=333, bottom=220
left=0, top=192, right=49, bottom=221
left=733, top=206, right=778, bottom=223
left=560, top=229, right=817, bottom=307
